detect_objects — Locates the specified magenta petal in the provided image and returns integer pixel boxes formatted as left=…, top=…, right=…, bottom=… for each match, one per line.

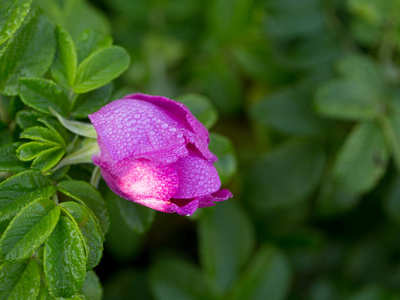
left=89, top=99, right=189, bottom=164
left=172, top=150, right=221, bottom=199
left=133, top=198, right=199, bottom=216
left=97, top=157, right=179, bottom=202
left=197, top=189, right=233, bottom=208
left=123, top=93, right=217, bottom=162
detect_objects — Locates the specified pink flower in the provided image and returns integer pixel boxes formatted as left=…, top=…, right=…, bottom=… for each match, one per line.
left=89, top=93, right=232, bottom=215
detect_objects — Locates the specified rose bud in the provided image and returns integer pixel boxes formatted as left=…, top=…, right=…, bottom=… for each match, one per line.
left=88, top=93, right=232, bottom=216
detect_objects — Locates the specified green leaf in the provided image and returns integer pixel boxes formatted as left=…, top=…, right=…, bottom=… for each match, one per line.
left=81, top=271, right=102, bottom=300
left=115, top=196, right=155, bottom=234
left=176, top=93, right=218, bottom=129
left=51, top=25, right=77, bottom=87
left=16, top=141, right=55, bottom=161
left=20, top=126, right=65, bottom=146
left=198, top=202, right=255, bottom=292
left=231, top=245, right=291, bottom=300
left=31, top=146, right=65, bottom=172
left=0, top=143, right=30, bottom=172
left=0, top=198, right=60, bottom=262
left=38, top=116, right=69, bottom=145
left=44, top=216, right=87, bottom=298
left=208, top=133, right=237, bottom=185
left=333, top=121, right=388, bottom=194
left=58, top=180, right=109, bottom=237
left=53, top=141, right=98, bottom=171
left=149, top=257, right=218, bottom=300
left=0, top=259, right=40, bottom=300
left=72, top=83, right=112, bottom=118
left=73, top=46, right=130, bottom=94
left=0, top=0, right=32, bottom=46
left=75, top=29, right=112, bottom=63
left=49, top=106, right=97, bottom=138
left=251, top=87, right=329, bottom=137
left=381, top=98, right=400, bottom=172
left=246, top=140, right=326, bottom=212
left=314, top=79, right=382, bottom=120
left=16, top=110, right=43, bottom=130
left=0, top=171, right=55, bottom=222
left=0, top=10, right=56, bottom=95
left=19, top=78, right=69, bottom=116
left=34, top=0, right=111, bottom=40
left=335, top=54, right=385, bottom=90
left=60, top=202, right=103, bottom=270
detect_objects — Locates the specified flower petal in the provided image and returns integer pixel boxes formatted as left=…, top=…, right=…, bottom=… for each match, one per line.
left=124, top=93, right=217, bottom=162
left=197, top=189, right=233, bottom=208
left=172, top=150, right=221, bottom=199
left=89, top=99, right=189, bottom=164
left=135, top=198, right=200, bottom=216
left=97, top=157, right=179, bottom=202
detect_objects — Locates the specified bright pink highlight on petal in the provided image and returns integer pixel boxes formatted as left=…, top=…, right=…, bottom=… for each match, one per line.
left=89, top=93, right=232, bottom=216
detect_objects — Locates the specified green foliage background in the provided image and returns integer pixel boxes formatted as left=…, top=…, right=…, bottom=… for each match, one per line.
left=2, top=0, right=400, bottom=299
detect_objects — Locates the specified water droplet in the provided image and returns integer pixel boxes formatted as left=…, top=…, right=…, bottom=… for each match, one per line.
left=134, top=114, right=141, bottom=119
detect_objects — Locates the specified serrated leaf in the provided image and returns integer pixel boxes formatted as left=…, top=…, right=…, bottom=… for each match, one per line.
left=60, top=202, right=103, bottom=270
left=231, top=245, right=291, bottom=300
left=58, top=181, right=109, bottom=237
left=20, top=126, right=65, bottom=146
left=149, top=258, right=218, bottom=300
left=31, top=146, right=65, bottom=172
left=19, top=78, right=69, bottom=116
left=75, top=29, right=112, bottom=63
left=16, top=110, right=43, bottom=130
left=51, top=25, right=77, bottom=87
left=73, top=46, right=130, bottom=94
left=0, top=198, right=60, bottom=262
left=0, top=0, right=32, bottom=46
left=0, top=171, right=55, bottom=222
left=0, top=10, right=56, bottom=95
left=80, top=271, right=102, bottom=300
left=72, top=83, right=112, bottom=118
left=44, top=216, right=87, bottom=298
left=314, top=79, right=382, bottom=120
left=208, top=133, right=237, bottom=185
left=176, top=93, right=218, bottom=129
left=0, top=259, right=40, bottom=300
left=0, top=143, right=30, bottom=172
left=198, top=202, right=255, bottom=292
left=38, top=116, right=69, bottom=145
left=49, top=106, right=97, bottom=138
left=17, top=141, right=54, bottom=161
left=115, top=196, right=155, bottom=234
left=333, top=121, right=388, bottom=194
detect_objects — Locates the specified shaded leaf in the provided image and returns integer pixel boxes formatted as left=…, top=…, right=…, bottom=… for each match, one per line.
left=198, top=202, right=255, bottom=292
left=72, top=83, right=112, bottom=118
left=231, top=245, right=292, bottom=300
left=0, top=171, right=55, bottom=222
left=58, top=180, right=109, bottom=237
left=19, top=78, right=69, bottom=116
left=31, top=146, right=65, bottom=172
left=74, top=46, right=130, bottom=93
left=149, top=257, right=218, bottom=300
left=0, top=259, right=40, bottom=300
left=0, top=198, right=60, bottom=262
left=333, top=121, right=388, bottom=194
left=44, top=216, right=87, bottom=298
left=51, top=25, right=77, bottom=87
left=0, top=0, right=32, bottom=46
left=81, top=271, right=102, bottom=300
left=60, top=202, right=103, bottom=270
left=115, top=196, right=155, bottom=234
left=0, top=143, right=30, bottom=172
left=0, top=10, right=56, bottom=95
left=20, top=126, right=65, bottom=146
left=208, top=133, right=237, bottom=185
left=75, top=29, right=112, bottom=63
